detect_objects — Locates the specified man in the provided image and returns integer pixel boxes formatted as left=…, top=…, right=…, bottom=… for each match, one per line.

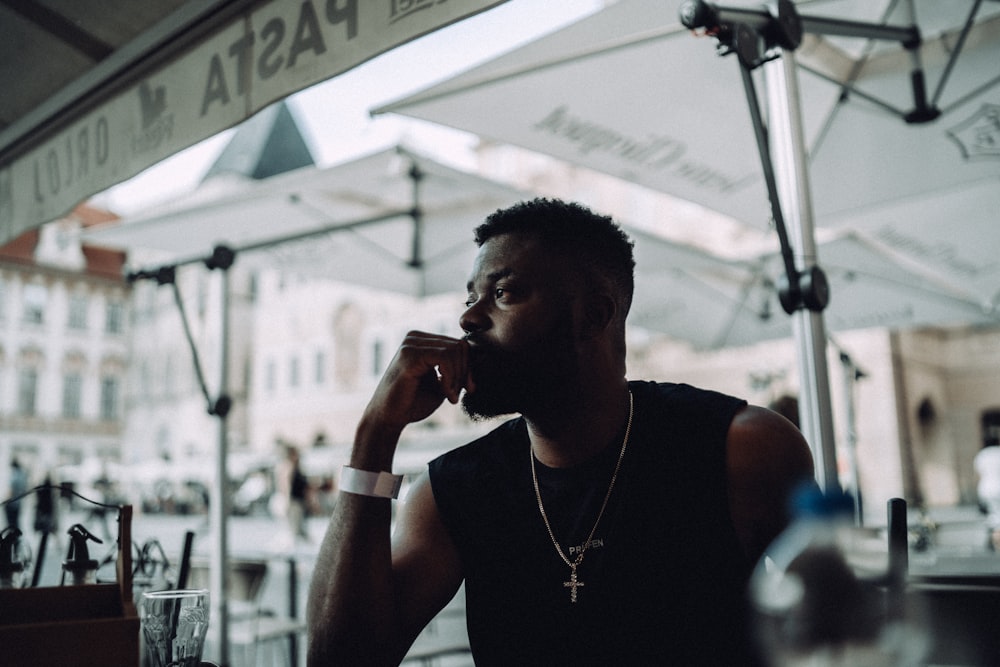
left=307, top=199, right=814, bottom=665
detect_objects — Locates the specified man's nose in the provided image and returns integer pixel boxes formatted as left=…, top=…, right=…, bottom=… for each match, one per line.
left=460, top=300, right=489, bottom=334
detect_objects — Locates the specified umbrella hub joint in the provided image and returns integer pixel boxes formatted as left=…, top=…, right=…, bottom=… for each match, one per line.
left=127, top=265, right=176, bottom=286
left=209, top=394, right=232, bottom=418
left=903, top=106, right=941, bottom=125
left=777, top=265, right=830, bottom=315
left=680, top=0, right=803, bottom=70
left=205, top=244, right=236, bottom=271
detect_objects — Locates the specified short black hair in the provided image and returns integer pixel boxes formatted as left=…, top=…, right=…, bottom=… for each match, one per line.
left=474, top=198, right=635, bottom=317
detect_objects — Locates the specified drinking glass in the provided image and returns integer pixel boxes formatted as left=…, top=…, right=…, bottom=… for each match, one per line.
left=140, top=588, right=210, bottom=667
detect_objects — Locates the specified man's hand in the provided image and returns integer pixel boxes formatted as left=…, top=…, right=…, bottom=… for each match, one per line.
left=364, top=331, right=476, bottom=433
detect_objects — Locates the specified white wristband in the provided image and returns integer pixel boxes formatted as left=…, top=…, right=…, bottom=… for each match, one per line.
left=340, top=466, right=404, bottom=499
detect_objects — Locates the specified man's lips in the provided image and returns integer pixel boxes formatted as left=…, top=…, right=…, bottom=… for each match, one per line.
left=465, top=341, right=500, bottom=387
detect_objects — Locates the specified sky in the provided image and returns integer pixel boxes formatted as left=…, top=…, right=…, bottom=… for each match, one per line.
left=94, top=0, right=606, bottom=216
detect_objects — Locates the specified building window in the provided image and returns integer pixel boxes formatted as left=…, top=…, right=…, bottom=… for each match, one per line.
left=18, top=368, right=38, bottom=416
left=289, top=355, right=300, bottom=388
left=984, top=409, right=1000, bottom=448
left=373, top=339, right=384, bottom=377
left=62, top=373, right=82, bottom=419
left=57, top=445, right=84, bottom=467
left=138, top=360, right=151, bottom=400
left=68, top=294, right=88, bottom=330
left=105, top=300, right=124, bottom=334
left=22, top=284, right=46, bottom=325
left=100, top=376, right=119, bottom=420
left=314, top=350, right=325, bottom=385
left=266, top=360, right=276, bottom=394
left=248, top=272, right=259, bottom=304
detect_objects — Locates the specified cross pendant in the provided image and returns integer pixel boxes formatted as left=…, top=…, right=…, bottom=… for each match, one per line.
left=563, top=565, right=584, bottom=603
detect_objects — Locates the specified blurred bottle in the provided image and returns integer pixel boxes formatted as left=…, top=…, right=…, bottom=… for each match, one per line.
left=62, top=524, right=101, bottom=585
left=0, top=526, right=30, bottom=588
left=749, top=485, right=926, bottom=666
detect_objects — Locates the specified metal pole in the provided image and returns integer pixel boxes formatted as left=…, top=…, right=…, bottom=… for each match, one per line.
left=840, top=351, right=863, bottom=524
left=764, top=52, right=839, bottom=492
left=288, top=556, right=299, bottom=665
left=210, top=267, right=232, bottom=666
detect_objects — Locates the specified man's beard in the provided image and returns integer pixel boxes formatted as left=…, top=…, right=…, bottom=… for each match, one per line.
left=461, top=322, right=580, bottom=421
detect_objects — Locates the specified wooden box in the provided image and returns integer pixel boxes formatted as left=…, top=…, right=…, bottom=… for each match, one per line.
left=0, top=505, right=137, bottom=666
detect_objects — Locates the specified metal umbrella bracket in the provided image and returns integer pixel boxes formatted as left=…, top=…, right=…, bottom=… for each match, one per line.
left=680, top=0, right=839, bottom=488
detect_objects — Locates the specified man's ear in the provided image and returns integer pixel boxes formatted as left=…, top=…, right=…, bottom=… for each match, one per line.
left=581, top=293, right=617, bottom=339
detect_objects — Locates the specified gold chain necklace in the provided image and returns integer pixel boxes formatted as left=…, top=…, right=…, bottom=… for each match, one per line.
left=530, top=390, right=633, bottom=603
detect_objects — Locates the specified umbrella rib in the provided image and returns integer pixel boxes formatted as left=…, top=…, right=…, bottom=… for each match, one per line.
left=827, top=266, right=996, bottom=320
left=931, top=0, right=983, bottom=109
left=799, top=62, right=908, bottom=120
left=266, top=221, right=417, bottom=268
left=938, top=72, right=1000, bottom=117
left=236, top=209, right=409, bottom=255
left=799, top=3, right=905, bottom=157
left=711, top=268, right=772, bottom=349
left=341, top=226, right=416, bottom=266
left=421, top=237, right=474, bottom=265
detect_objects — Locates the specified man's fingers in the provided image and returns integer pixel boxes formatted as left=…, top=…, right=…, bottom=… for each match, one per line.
left=399, top=331, right=470, bottom=403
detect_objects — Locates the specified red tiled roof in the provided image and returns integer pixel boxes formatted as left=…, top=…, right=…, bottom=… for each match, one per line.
left=82, top=245, right=127, bottom=280
left=0, top=228, right=38, bottom=263
left=0, top=202, right=126, bottom=281
left=73, top=203, right=120, bottom=228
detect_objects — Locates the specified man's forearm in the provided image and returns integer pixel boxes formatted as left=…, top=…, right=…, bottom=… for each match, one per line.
left=306, top=421, right=406, bottom=665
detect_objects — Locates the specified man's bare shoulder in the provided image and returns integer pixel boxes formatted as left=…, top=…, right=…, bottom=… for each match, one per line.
left=726, top=405, right=816, bottom=561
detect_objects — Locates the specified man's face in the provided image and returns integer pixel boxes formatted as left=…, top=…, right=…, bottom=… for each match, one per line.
left=460, top=233, right=583, bottom=420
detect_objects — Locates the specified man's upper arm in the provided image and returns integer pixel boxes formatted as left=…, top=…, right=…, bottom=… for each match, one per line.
left=726, top=405, right=816, bottom=563
left=389, top=472, right=464, bottom=653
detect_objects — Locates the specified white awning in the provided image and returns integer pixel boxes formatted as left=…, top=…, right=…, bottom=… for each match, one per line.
left=0, top=0, right=507, bottom=244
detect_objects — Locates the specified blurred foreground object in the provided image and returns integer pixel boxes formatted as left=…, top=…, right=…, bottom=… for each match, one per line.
left=750, top=487, right=927, bottom=666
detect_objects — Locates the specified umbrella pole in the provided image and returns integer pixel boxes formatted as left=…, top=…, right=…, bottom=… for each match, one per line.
left=837, top=345, right=866, bottom=525
left=764, top=53, right=839, bottom=492
left=131, top=249, right=235, bottom=664
left=209, top=257, right=232, bottom=666
left=681, top=0, right=840, bottom=490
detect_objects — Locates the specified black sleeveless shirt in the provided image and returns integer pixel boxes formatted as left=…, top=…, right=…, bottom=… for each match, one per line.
left=428, top=381, right=758, bottom=665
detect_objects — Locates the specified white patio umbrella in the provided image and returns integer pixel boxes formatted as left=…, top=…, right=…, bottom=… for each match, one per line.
left=0, top=0, right=510, bottom=244
left=372, top=0, right=1000, bottom=489
left=89, top=144, right=773, bottom=314
left=373, top=0, right=1000, bottom=255
left=632, top=229, right=1000, bottom=350
left=86, top=145, right=530, bottom=296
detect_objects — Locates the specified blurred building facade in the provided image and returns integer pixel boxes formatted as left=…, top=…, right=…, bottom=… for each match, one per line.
left=113, top=102, right=314, bottom=493
left=0, top=204, right=129, bottom=500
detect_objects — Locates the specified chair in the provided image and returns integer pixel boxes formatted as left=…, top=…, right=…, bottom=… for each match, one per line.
left=189, top=558, right=307, bottom=667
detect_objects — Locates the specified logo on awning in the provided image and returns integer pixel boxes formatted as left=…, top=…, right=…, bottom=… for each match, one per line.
left=947, top=103, right=1000, bottom=160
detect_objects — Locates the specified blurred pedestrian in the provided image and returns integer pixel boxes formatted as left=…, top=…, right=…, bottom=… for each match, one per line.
left=276, top=444, right=310, bottom=546
left=975, top=442, right=1000, bottom=549
left=5, top=458, right=27, bottom=531
left=85, top=469, right=115, bottom=542
left=33, top=473, right=58, bottom=537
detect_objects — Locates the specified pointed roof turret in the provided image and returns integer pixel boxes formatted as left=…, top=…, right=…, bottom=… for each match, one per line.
left=203, top=101, right=315, bottom=181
